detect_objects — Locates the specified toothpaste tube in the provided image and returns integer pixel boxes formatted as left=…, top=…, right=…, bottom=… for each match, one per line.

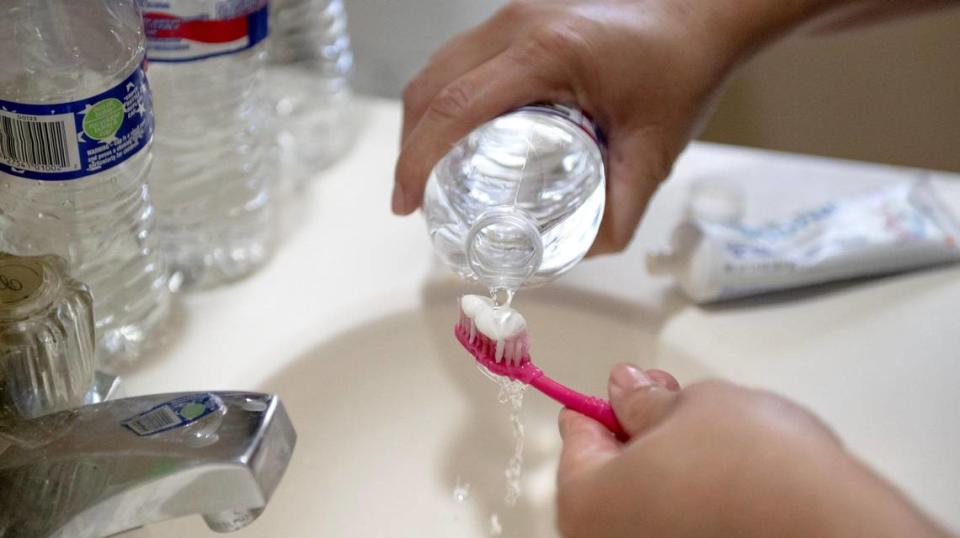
left=647, top=180, right=960, bottom=303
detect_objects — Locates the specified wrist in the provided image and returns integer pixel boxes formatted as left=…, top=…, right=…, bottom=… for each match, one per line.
left=720, top=432, right=947, bottom=538
left=698, top=0, right=853, bottom=61
left=783, top=449, right=949, bottom=538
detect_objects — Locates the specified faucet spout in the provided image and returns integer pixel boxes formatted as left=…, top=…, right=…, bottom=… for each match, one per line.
left=0, top=391, right=296, bottom=538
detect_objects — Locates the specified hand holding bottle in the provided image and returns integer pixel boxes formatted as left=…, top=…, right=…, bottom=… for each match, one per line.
left=394, top=0, right=951, bottom=254
left=394, top=0, right=782, bottom=253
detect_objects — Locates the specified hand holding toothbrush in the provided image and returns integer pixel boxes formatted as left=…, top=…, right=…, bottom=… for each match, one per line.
left=456, top=294, right=680, bottom=441
left=555, top=365, right=950, bottom=538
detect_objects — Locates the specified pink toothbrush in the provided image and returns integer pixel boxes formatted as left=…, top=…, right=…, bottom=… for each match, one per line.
left=455, top=298, right=628, bottom=441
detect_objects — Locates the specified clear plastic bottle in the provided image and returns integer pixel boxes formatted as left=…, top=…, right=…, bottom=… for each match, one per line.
left=423, top=105, right=606, bottom=294
left=0, top=0, right=171, bottom=369
left=0, top=253, right=95, bottom=426
left=142, top=0, right=274, bottom=290
left=268, top=0, right=354, bottom=180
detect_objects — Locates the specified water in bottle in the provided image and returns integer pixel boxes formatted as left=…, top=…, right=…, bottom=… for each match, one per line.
left=0, top=0, right=171, bottom=369
left=269, top=0, right=354, bottom=183
left=423, top=105, right=606, bottom=298
left=142, top=0, right=274, bottom=290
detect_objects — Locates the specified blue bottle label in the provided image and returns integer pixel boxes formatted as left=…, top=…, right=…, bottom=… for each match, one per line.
left=142, top=0, right=270, bottom=63
left=0, top=65, right=153, bottom=182
left=122, top=393, right=223, bottom=436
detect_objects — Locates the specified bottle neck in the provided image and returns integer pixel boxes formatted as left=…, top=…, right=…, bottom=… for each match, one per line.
left=465, top=208, right=543, bottom=291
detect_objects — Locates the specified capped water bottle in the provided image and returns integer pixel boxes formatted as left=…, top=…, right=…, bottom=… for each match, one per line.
left=0, top=0, right=171, bottom=369
left=142, top=0, right=274, bottom=290
left=423, top=105, right=606, bottom=292
left=269, top=0, right=354, bottom=179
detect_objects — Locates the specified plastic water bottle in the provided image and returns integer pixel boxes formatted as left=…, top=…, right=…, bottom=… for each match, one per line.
left=0, top=0, right=171, bottom=369
left=142, top=0, right=274, bottom=290
left=268, top=0, right=354, bottom=180
left=423, top=105, right=606, bottom=294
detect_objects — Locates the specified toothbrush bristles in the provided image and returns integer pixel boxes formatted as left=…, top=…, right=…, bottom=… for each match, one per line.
left=455, top=308, right=530, bottom=368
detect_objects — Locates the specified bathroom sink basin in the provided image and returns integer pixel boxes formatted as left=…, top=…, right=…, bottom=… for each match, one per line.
left=123, top=98, right=960, bottom=537
left=127, top=269, right=672, bottom=538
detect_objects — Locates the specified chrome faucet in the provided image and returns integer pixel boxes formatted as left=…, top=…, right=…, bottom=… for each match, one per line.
left=0, top=391, right=297, bottom=538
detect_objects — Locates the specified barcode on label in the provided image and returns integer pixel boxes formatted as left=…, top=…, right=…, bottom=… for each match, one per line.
left=123, top=405, right=182, bottom=436
left=0, top=110, right=81, bottom=174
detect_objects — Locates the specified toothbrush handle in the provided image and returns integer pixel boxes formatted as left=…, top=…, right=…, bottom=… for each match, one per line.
left=530, top=374, right=628, bottom=442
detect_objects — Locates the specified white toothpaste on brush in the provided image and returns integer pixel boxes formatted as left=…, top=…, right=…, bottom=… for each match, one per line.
left=459, top=295, right=528, bottom=363
left=647, top=180, right=960, bottom=303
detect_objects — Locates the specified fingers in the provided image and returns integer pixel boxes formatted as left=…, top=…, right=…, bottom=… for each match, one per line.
left=401, top=23, right=509, bottom=144
left=392, top=51, right=565, bottom=215
left=608, top=363, right=679, bottom=438
left=587, top=130, right=672, bottom=256
left=557, top=408, right=622, bottom=485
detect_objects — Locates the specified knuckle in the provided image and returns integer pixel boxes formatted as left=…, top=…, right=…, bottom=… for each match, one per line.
left=593, top=223, right=632, bottom=255
left=608, top=223, right=638, bottom=251
left=524, top=21, right=587, bottom=63
left=499, top=0, right=538, bottom=21
left=427, top=82, right=474, bottom=122
left=751, top=388, right=814, bottom=423
left=688, top=382, right=806, bottom=425
left=588, top=236, right=613, bottom=256
left=694, top=379, right=729, bottom=391
left=402, top=77, right=430, bottom=111
left=688, top=379, right=734, bottom=399
left=647, top=144, right=675, bottom=184
left=743, top=389, right=838, bottom=442
left=525, top=26, right=567, bottom=58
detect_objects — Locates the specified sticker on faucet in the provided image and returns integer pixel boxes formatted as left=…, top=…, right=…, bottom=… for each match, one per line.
left=122, top=393, right=222, bottom=436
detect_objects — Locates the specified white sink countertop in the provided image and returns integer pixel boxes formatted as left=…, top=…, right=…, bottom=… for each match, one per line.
left=124, top=97, right=960, bottom=537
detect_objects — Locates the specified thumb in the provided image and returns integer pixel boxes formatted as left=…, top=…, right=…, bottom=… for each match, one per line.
left=557, top=409, right=621, bottom=484
left=608, top=363, right=679, bottom=438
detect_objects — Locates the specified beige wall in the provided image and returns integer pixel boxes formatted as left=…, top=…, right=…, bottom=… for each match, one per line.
left=345, top=0, right=509, bottom=98
left=345, top=1, right=959, bottom=171
left=702, top=10, right=960, bottom=172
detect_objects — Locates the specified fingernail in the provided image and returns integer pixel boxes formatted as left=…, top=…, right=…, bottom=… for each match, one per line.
left=610, top=364, right=651, bottom=398
left=391, top=184, right=406, bottom=214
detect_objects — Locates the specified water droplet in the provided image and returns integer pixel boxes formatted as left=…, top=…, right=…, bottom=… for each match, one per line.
left=489, top=287, right=515, bottom=308
left=452, top=476, right=471, bottom=503
left=241, top=397, right=268, bottom=412
left=489, top=513, right=503, bottom=536
left=478, top=364, right=527, bottom=506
